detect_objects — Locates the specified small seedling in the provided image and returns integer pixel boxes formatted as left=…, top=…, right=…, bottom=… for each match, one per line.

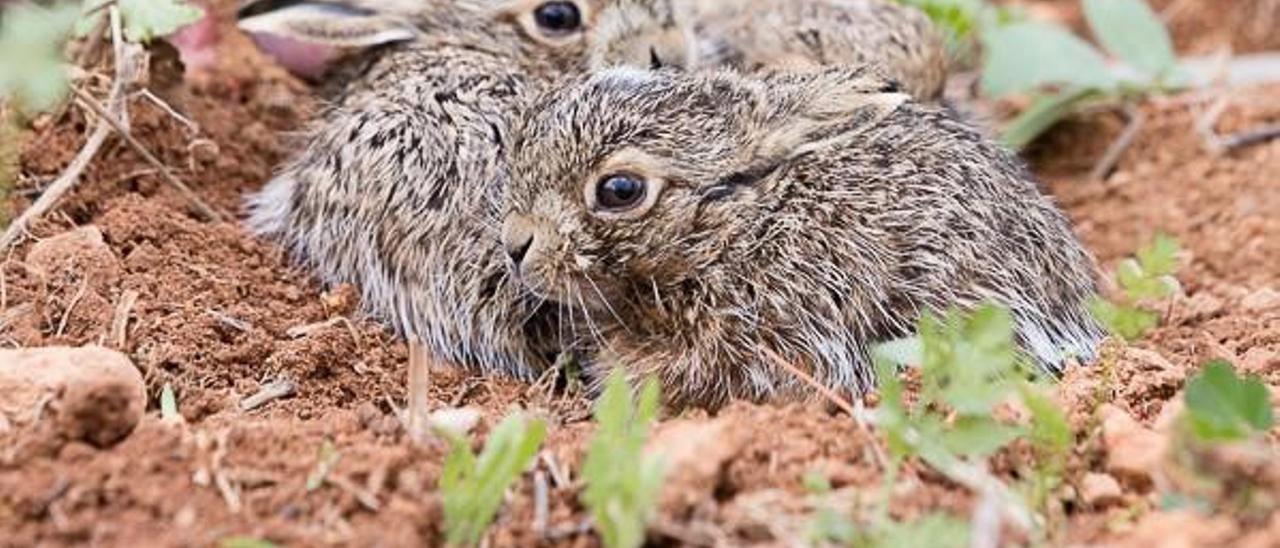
left=873, top=303, right=1074, bottom=542
left=0, top=0, right=204, bottom=115
left=439, top=412, right=546, bottom=547
left=1181, top=360, right=1274, bottom=443
left=980, top=0, right=1183, bottom=149
left=159, top=382, right=181, bottom=423
left=581, top=370, right=666, bottom=548
left=305, top=438, right=340, bottom=491
left=1089, top=233, right=1181, bottom=341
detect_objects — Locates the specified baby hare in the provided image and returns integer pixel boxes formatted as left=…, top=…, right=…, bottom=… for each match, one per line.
left=237, top=0, right=610, bottom=86
left=501, top=67, right=1103, bottom=407
left=591, top=0, right=950, bottom=101
left=242, top=0, right=617, bottom=378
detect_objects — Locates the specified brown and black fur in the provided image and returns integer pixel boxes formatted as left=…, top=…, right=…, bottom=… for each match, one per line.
left=502, top=67, right=1102, bottom=407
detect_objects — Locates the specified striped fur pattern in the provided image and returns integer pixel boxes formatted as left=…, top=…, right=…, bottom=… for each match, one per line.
left=502, top=67, right=1103, bottom=407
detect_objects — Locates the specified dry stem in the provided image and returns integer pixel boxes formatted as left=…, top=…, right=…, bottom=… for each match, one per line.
left=407, top=341, right=432, bottom=444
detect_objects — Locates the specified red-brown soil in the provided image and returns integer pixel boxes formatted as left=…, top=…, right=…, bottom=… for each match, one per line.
left=1, top=1, right=1276, bottom=546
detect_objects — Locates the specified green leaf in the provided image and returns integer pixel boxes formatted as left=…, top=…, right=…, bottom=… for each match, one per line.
left=160, top=383, right=180, bottom=421
left=1020, top=384, right=1072, bottom=455
left=442, top=413, right=546, bottom=546
left=582, top=371, right=666, bottom=548
left=1001, top=87, right=1101, bottom=150
left=0, top=2, right=80, bottom=113
left=1183, top=360, right=1274, bottom=442
left=1088, top=297, right=1159, bottom=341
left=802, top=470, right=833, bottom=494
left=873, top=336, right=923, bottom=367
left=981, top=21, right=1116, bottom=96
left=878, top=512, right=970, bottom=548
left=1136, top=233, right=1180, bottom=278
left=1083, top=0, right=1176, bottom=78
left=118, top=0, right=205, bottom=43
left=942, top=416, right=1023, bottom=458
left=305, top=438, right=340, bottom=491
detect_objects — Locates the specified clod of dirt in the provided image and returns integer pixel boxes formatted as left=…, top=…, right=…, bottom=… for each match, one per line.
left=25, top=226, right=121, bottom=291
left=0, top=346, right=146, bottom=448
left=1100, top=404, right=1168, bottom=488
left=1115, top=510, right=1239, bottom=548
left=1241, top=287, right=1280, bottom=313
left=1079, top=472, right=1124, bottom=508
left=646, top=415, right=751, bottom=513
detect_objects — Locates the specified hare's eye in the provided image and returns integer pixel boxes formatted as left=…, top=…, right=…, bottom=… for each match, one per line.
left=595, top=174, right=646, bottom=211
left=533, top=1, right=582, bottom=34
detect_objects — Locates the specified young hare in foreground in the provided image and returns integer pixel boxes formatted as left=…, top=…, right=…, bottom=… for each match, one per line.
left=502, top=67, right=1102, bottom=406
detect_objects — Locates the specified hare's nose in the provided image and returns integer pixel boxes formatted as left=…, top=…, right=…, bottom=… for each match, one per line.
left=502, top=215, right=536, bottom=267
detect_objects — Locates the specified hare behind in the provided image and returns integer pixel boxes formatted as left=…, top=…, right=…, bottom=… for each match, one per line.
left=589, top=0, right=950, bottom=101
left=243, top=0, right=613, bottom=378
left=501, top=67, right=1102, bottom=406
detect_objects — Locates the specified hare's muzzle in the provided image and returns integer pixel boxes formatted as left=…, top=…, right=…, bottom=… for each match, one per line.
left=502, top=214, right=538, bottom=271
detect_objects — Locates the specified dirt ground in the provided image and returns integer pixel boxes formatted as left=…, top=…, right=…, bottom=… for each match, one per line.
left=1, top=0, right=1277, bottom=546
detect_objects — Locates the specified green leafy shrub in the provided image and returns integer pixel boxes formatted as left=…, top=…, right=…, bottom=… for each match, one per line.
left=1089, top=233, right=1181, bottom=341
left=439, top=412, right=546, bottom=547
left=981, top=0, right=1182, bottom=148
left=581, top=371, right=666, bottom=548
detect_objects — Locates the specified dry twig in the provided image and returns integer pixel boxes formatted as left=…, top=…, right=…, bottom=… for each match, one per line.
left=69, top=86, right=223, bottom=222
left=406, top=341, right=432, bottom=444
left=239, top=378, right=297, bottom=411
left=0, top=8, right=136, bottom=252
left=1089, top=105, right=1145, bottom=181
left=760, top=346, right=887, bottom=470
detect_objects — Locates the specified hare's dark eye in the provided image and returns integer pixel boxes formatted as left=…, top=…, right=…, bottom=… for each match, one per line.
left=533, top=1, right=582, bottom=33
left=595, top=174, right=646, bottom=211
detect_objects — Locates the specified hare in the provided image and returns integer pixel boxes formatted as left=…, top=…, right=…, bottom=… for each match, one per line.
left=236, top=0, right=612, bottom=87
left=590, top=0, right=950, bottom=101
left=501, top=67, right=1103, bottom=407
left=241, top=0, right=626, bottom=379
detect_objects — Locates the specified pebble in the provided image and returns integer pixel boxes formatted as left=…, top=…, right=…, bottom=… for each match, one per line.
left=1100, top=404, right=1167, bottom=487
left=1241, top=287, right=1280, bottom=313
left=0, top=346, right=146, bottom=447
left=1080, top=472, right=1124, bottom=507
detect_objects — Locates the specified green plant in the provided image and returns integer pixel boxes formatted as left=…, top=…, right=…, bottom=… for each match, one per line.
left=872, top=303, right=1077, bottom=542
left=1089, top=233, right=1181, bottom=341
left=305, top=438, right=340, bottom=491
left=581, top=370, right=666, bottom=548
left=439, top=412, right=546, bottom=547
left=874, top=305, right=1028, bottom=469
left=1182, top=360, right=1274, bottom=443
left=980, top=0, right=1182, bottom=149
left=0, top=0, right=204, bottom=114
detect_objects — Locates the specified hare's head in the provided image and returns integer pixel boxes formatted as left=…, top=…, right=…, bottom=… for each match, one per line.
left=237, top=0, right=609, bottom=78
left=587, top=0, right=697, bottom=70
left=501, top=68, right=909, bottom=311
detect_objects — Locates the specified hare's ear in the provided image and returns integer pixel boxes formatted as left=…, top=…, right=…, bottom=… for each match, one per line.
left=237, top=0, right=418, bottom=49
left=589, top=0, right=697, bottom=71
left=751, top=68, right=912, bottom=162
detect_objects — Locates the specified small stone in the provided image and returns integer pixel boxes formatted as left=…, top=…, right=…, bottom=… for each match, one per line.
left=1123, top=347, right=1176, bottom=372
left=0, top=346, right=146, bottom=447
left=1115, top=510, right=1236, bottom=548
left=1176, top=292, right=1223, bottom=322
left=645, top=416, right=751, bottom=512
left=1241, top=287, right=1280, bottom=313
left=1239, top=347, right=1277, bottom=375
left=1100, top=404, right=1167, bottom=487
left=1080, top=472, right=1124, bottom=507
left=25, top=226, right=121, bottom=289
left=356, top=402, right=381, bottom=428
left=428, top=407, right=482, bottom=437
